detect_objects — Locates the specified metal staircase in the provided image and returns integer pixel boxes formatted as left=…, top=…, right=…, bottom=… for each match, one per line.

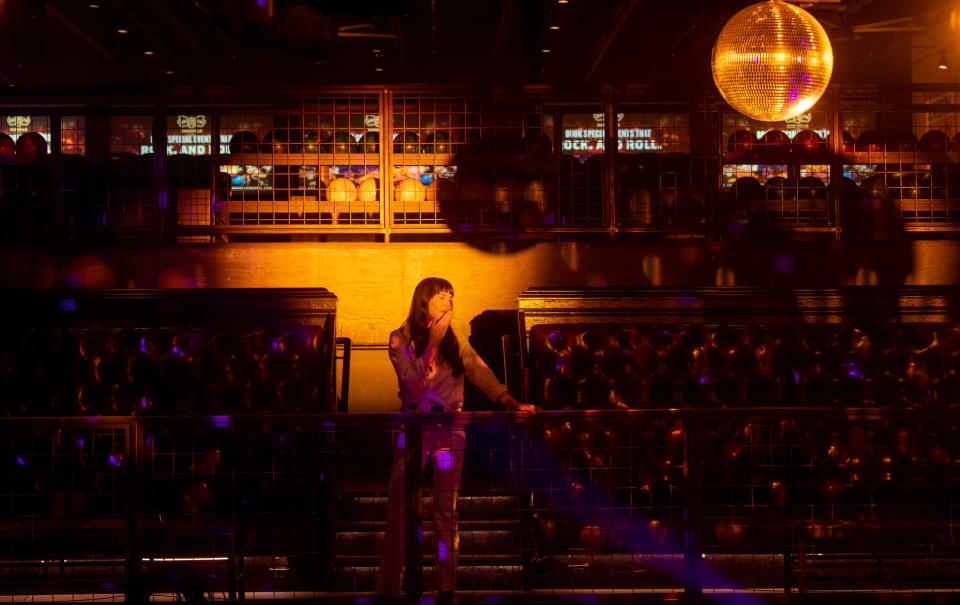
left=333, top=488, right=527, bottom=593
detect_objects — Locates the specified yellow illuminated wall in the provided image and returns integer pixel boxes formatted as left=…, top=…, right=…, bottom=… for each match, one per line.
left=2, top=238, right=955, bottom=410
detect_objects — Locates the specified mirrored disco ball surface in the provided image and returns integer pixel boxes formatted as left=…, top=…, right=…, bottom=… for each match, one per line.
left=712, top=0, right=833, bottom=122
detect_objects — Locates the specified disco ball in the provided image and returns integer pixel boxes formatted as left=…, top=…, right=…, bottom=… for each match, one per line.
left=711, top=0, right=833, bottom=122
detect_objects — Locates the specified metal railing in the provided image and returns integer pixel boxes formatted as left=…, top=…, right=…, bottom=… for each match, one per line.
left=3, top=408, right=960, bottom=601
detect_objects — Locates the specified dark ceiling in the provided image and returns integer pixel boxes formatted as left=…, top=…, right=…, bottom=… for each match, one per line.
left=0, top=0, right=949, bottom=91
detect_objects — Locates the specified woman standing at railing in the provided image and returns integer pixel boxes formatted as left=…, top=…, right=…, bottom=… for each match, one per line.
left=376, top=276, right=535, bottom=605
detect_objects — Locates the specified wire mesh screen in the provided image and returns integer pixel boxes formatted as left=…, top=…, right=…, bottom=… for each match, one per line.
left=838, top=86, right=960, bottom=231
left=390, top=92, right=558, bottom=230
left=720, top=108, right=834, bottom=233
left=701, top=410, right=960, bottom=592
left=0, top=420, right=129, bottom=595
left=517, top=288, right=960, bottom=594
left=723, top=164, right=831, bottom=228
left=5, top=410, right=960, bottom=599
left=166, top=115, right=216, bottom=240
left=140, top=417, right=337, bottom=597
left=12, top=84, right=960, bottom=240
left=618, top=154, right=712, bottom=229
left=523, top=414, right=687, bottom=592
left=217, top=94, right=381, bottom=228
left=390, top=93, right=475, bottom=227
left=0, top=113, right=52, bottom=242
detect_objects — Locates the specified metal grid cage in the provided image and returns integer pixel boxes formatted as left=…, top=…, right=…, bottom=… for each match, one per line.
left=9, top=85, right=960, bottom=240
left=721, top=108, right=834, bottom=232
left=217, top=93, right=382, bottom=228
left=390, top=92, right=561, bottom=230
left=839, top=87, right=960, bottom=231
left=8, top=410, right=960, bottom=600
left=0, top=420, right=129, bottom=596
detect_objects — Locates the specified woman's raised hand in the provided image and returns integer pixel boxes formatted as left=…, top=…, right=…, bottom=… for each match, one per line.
left=429, top=309, right=453, bottom=345
left=421, top=310, right=452, bottom=372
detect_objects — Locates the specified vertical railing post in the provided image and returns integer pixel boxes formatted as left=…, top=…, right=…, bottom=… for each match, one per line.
left=684, top=411, right=703, bottom=598
left=517, top=414, right=536, bottom=592
left=404, top=418, right=424, bottom=603
left=125, top=417, right=143, bottom=604
left=829, top=86, right=843, bottom=239
left=320, top=419, right=339, bottom=592
left=604, top=89, right=618, bottom=237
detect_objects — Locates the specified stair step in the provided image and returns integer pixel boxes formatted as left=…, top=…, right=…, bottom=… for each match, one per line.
left=331, top=564, right=523, bottom=592
left=339, top=494, right=523, bottom=523
left=335, top=528, right=521, bottom=557
left=332, top=553, right=792, bottom=592
left=335, top=553, right=521, bottom=566
left=337, top=519, right=520, bottom=531
left=532, top=552, right=684, bottom=589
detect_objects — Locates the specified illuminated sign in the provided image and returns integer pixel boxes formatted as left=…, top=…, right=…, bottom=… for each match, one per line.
left=755, top=113, right=830, bottom=139
left=143, top=115, right=222, bottom=154
left=784, top=113, right=812, bottom=128
left=755, top=127, right=831, bottom=139
left=176, top=115, right=208, bottom=131
left=6, top=115, right=31, bottom=134
left=562, top=113, right=663, bottom=153
left=141, top=134, right=233, bottom=155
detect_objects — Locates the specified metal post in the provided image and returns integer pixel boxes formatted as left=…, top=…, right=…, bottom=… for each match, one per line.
left=125, top=418, right=143, bottom=604
left=684, top=412, right=703, bottom=599
left=382, top=88, right=393, bottom=241
left=337, top=336, right=352, bottom=413
left=830, top=86, right=843, bottom=240
left=404, top=419, right=424, bottom=603
left=604, top=89, right=618, bottom=237
left=154, top=105, right=169, bottom=240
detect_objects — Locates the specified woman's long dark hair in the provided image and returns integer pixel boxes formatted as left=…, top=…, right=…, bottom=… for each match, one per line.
left=406, top=277, right=465, bottom=378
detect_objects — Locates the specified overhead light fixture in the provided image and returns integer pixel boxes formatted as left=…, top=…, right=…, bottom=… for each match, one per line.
left=165, top=70, right=174, bottom=75
left=939, top=50, right=949, bottom=70
left=144, top=50, right=155, bottom=56
left=557, top=0, right=568, bottom=4
left=117, top=28, right=129, bottom=34
left=88, top=3, right=100, bottom=8
left=374, top=67, right=383, bottom=72
left=549, top=25, right=560, bottom=30
left=542, top=48, right=551, bottom=53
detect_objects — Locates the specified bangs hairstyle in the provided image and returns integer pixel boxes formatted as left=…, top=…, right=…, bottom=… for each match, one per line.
left=406, top=277, right=464, bottom=377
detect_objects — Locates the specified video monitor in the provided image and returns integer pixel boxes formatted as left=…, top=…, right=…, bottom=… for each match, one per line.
left=221, top=164, right=273, bottom=191
left=297, top=165, right=318, bottom=190
left=392, top=165, right=457, bottom=186
left=329, top=164, right=379, bottom=181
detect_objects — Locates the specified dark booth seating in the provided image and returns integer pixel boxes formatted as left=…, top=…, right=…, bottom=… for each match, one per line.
left=0, top=288, right=338, bottom=600
left=0, top=288, right=338, bottom=417
left=519, top=287, right=959, bottom=410
left=516, top=287, right=960, bottom=592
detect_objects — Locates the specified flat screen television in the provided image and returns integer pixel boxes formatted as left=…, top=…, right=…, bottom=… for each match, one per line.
left=222, top=164, right=273, bottom=191
left=297, top=165, right=318, bottom=190
left=330, top=164, right=378, bottom=181
left=392, top=164, right=457, bottom=185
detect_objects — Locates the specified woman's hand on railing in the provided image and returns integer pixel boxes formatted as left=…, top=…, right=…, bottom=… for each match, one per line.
left=498, top=392, right=538, bottom=414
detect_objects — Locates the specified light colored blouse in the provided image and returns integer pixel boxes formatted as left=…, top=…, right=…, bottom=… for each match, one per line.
left=388, top=325, right=508, bottom=412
